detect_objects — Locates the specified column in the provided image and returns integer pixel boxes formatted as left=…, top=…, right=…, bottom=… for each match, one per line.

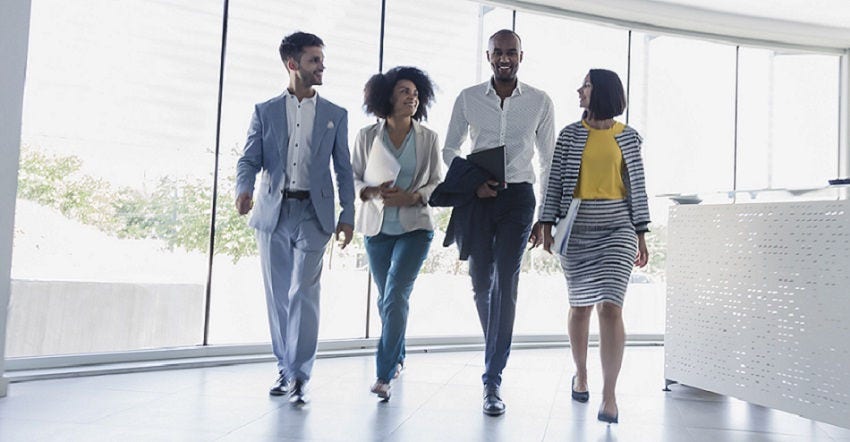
left=0, top=0, right=33, bottom=397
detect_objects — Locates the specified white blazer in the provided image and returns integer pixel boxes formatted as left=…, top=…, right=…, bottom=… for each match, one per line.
left=352, top=120, right=443, bottom=236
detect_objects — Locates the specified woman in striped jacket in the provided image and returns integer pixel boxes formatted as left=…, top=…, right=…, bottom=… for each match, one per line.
left=538, top=69, right=650, bottom=424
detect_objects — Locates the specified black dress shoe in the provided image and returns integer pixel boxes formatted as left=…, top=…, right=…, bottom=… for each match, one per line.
left=571, top=375, right=589, bottom=403
left=482, top=386, right=506, bottom=416
left=269, top=373, right=289, bottom=396
left=289, top=379, right=308, bottom=405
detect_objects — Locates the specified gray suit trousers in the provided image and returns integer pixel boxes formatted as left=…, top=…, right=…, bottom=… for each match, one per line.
left=256, top=198, right=329, bottom=382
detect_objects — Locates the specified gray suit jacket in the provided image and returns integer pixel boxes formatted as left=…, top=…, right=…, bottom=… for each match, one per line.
left=236, top=92, right=355, bottom=234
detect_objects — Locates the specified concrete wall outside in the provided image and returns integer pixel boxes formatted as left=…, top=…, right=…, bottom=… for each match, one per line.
left=6, top=280, right=205, bottom=357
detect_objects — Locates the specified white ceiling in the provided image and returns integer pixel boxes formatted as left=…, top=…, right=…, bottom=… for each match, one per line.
left=654, top=0, right=850, bottom=29
left=488, top=0, right=850, bottom=50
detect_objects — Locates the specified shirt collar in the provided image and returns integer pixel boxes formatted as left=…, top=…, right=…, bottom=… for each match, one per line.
left=485, top=78, right=523, bottom=97
left=286, top=89, right=318, bottom=104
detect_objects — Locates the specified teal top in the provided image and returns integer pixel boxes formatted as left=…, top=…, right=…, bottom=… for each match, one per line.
left=381, top=128, right=416, bottom=235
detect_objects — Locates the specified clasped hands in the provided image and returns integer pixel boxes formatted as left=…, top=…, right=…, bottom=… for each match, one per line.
left=360, top=180, right=421, bottom=207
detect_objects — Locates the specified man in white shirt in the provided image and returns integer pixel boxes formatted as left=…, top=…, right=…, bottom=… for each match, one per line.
left=235, top=32, right=355, bottom=405
left=443, top=29, right=555, bottom=416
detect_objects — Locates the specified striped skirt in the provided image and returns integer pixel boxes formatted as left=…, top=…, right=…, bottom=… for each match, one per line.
left=559, top=199, right=637, bottom=307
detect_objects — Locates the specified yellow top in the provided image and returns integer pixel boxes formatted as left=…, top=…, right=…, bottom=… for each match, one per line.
left=574, top=120, right=627, bottom=199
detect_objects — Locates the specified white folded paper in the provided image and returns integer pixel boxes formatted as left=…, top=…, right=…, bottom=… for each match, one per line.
left=363, top=140, right=401, bottom=186
left=553, top=198, right=582, bottom=255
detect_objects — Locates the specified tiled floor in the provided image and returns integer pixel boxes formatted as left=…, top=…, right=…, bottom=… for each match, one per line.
left=1, top=347, right=848, bottom=441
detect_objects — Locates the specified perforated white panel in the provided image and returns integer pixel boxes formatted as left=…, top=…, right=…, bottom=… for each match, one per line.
left=666, top=200, right=850, bottom=428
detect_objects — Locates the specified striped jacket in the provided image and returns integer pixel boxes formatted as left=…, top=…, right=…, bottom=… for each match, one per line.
left=539, top=121, right=651, bottom=232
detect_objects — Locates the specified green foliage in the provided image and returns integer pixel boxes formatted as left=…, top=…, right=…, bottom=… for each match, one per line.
left=17, top=146, right=257, bottom=262
left=17, top=145, right=670, bottom=275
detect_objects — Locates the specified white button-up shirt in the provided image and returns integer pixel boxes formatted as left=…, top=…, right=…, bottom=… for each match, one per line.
left=443, top=79, right=555, bottom=194
left=284, top=91, right=317, bottom=191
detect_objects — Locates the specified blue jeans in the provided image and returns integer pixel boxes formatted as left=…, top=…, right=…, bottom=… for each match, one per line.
left=467, top=183, right=535, bottom=387
left=365, top=229, right=434, bottom=382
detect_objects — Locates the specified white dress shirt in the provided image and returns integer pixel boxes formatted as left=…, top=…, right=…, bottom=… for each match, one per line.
left=443, top=79, right=555, bottom=193
left=284, top=90, right=317, bottom=191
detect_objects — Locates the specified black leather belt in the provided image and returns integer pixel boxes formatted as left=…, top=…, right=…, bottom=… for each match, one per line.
left=282, top=189, right=310, bottom=200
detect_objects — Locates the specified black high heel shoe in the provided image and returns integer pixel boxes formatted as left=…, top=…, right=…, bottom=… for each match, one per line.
left=571, top=375, right=589, bottom=403
left=597, top=409, right=619, bottom=424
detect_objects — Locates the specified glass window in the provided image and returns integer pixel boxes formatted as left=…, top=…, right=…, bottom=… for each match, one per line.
left=629, top=33, right=737, bottom=197
left=620, top=34, right=737, bottom=334
left=10, top=0, right=223, bottom=356
left=737, top=48, right=840, bottom=193
left=209, top=0, right=381, bottom=344
left=10, top=0, right=843, bottom=356
left=516, top=12, right=629, bottom=129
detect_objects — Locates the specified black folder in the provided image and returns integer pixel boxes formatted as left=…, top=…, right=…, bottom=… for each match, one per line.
left=467, top=145, right=506, bottom=184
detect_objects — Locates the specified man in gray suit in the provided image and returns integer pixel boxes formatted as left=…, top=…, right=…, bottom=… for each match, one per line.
left=235, top=31, right=355, bottom=404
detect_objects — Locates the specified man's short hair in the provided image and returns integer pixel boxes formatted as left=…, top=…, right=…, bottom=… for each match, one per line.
left=488, top=29, right=522, bottom=47
left=587, top=69, right=626, bottom=120
left=279, top=31, right=324, bottom=66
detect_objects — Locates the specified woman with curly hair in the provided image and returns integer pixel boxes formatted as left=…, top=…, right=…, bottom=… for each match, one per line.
left=351, top=66, right=442, bottom=400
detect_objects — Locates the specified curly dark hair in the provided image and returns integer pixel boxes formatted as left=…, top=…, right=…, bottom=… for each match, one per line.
left=586, top=69, right=626, bottom=120
left=278, top=31, right=324, bottom=66
left=363, top=66, right=435, bottom=121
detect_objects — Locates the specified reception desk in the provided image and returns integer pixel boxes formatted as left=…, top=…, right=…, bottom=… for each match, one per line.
left=665, top=199, right=850, bottom=428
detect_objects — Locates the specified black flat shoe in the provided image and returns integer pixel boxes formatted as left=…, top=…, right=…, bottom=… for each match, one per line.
left=597, top=410, right=618, bottom=424
left=571, top=375, right=589, bottom=403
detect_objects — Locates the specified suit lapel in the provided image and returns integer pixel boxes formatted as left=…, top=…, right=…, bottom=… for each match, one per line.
left=412, top=120, right=428, bottom=173
left=372, top=119, right=387, bottom=154
left=311, top=96, right=330, bottom=157
left=269, top=95, right=289, bottom=165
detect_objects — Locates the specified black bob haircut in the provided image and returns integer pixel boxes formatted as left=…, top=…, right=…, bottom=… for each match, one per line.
left=363, top=66, right=435, bottom=121
left=279, top=31, right=324, bottom=66
left=586, top=69, right=627, bottom=120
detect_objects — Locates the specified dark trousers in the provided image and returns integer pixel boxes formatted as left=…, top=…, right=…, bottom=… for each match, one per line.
left=467, top=183, right=534, bottom=387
